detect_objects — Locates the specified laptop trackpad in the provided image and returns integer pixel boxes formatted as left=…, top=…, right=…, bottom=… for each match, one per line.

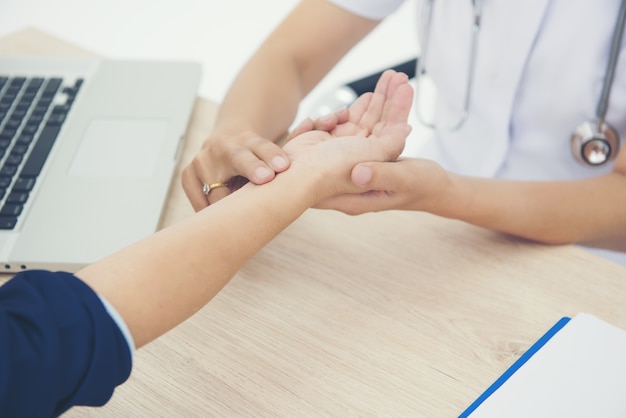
left=69, top=118, right=169, bottom=177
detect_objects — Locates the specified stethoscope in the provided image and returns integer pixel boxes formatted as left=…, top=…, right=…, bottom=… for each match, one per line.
left=414, top=0, right=626, bottom=166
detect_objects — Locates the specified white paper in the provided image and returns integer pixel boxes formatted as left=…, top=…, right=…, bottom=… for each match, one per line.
left=468, top=313, right=626, bottom=418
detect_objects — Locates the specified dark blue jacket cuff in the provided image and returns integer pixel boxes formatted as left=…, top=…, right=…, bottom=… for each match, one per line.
left=0, top=270, right=132, bottom=417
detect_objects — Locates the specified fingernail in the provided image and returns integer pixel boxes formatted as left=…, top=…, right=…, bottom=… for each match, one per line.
left=255, top=166, right=273, bottom=180
left=318, top=113, right=334, bottom=124
left=353, top=165, right=372, bottom=186
left=271, top=156, right=288, bottom=170
left=293, top=118, right=310, bottom=132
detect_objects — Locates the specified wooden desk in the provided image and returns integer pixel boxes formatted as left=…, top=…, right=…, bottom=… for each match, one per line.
left=3, top=29, right=626, bottom=417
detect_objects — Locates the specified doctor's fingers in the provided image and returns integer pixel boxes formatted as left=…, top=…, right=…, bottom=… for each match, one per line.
left=314, top=163, right=410, bottom=214
left=352, top=159, right=449, bottom=207
left=227, top=136, right=291, bottom=185
left=181, top=154, right=232, bottom=211
left=314, top=191, right=398, bottom=215
left=351, top=160, right=419, bottom=195
left=207, top=131, right=290, bottom=185
left=181, top=136, right=287, bottom=211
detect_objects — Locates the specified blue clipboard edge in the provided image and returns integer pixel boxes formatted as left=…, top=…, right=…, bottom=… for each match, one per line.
left=458, top=316, right=572, bottom=418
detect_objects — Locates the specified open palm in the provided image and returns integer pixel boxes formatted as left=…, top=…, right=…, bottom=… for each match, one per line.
left=288, top=70, right=413, bottom=148
left=281, top=71, right=414, bottom=192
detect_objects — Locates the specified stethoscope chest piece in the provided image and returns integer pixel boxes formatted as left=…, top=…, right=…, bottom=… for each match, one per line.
left=571, top=121, right=620, bottom=166
left=569, top=0, right=626, bottom=167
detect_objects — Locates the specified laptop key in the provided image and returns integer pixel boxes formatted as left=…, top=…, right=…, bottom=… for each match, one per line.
left=0, top=104, right=10, bottom=121
left=8, top=77, right=26, bottom=89
left=0, top=204, right=23, bottom=217
left=21, top=124, right=39, bottom=135
left=10, top=145, right=28, bottom=156
left=4, top=118, right=22, bottom=130
left=0, top=128, right=17, bottom=140
left=6, top=192, right=28, bottom=204
left=0, top=217, right=17, bottom=230
left=5, top=154, right=23, bottom=166
left=12, top=177, right=35, bottom=192
left=19, top=125, right=61, bottom=178
left=16, top=134, right=34, bottom=146
left=43, top=78, right=62, bottom=95
left=0, top=165, right=17, bottom=178
left=46, top=113, right=66, bottom=126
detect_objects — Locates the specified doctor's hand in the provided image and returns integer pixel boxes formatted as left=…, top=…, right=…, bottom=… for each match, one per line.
left=314, top=157, right=453, bottom=215
left=181, top=127, right=292, bottom=211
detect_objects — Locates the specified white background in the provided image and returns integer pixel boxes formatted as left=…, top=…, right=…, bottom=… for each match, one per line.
left=0, top=0, right=418, bottom=120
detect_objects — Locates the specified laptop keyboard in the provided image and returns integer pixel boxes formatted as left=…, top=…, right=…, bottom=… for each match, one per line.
left=0, top=75, right=83, bottom=230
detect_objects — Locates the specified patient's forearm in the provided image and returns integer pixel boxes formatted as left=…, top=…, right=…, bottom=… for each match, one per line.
left=76, top=168, right=318, bottom=348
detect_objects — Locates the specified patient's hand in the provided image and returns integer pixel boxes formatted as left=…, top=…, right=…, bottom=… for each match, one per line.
left=281, top=70, right=414, bottom=198
left=288, top=70, right=413, bottom=143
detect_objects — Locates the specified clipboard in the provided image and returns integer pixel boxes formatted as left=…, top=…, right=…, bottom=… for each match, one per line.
left=459, top=313, right=626, bottom=418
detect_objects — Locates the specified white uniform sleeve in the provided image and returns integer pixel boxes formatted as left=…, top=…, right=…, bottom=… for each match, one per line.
left=98, top=294, right=136, bottom=358
left=326, top=0, right=406, bottom=20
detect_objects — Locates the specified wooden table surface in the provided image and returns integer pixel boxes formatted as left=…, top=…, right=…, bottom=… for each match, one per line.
left=2, top=28, right=626, bottom=418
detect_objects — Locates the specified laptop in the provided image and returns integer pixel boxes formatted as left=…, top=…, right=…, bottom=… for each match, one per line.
left=0, top=55, right=201, bottom=272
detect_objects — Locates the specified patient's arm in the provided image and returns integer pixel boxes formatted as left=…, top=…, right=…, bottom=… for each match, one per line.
left=75, top=75, right=413, bottom=348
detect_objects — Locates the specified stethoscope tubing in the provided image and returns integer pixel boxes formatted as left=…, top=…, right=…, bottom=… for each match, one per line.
left=597, top=0, right=626, bottom=128
left=414, top=0, right=482, bottom=132
left=415, top=0, right=625, bottom=137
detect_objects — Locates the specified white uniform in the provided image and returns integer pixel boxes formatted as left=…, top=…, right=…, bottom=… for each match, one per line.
left=329, top=0, right=626, bottom=264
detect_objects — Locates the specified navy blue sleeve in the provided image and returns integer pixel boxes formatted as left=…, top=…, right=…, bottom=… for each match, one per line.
left=0, top=270, right=132, bottom=417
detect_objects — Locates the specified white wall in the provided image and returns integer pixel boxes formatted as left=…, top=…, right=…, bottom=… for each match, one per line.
left=0, top=0, right=418, bottom=119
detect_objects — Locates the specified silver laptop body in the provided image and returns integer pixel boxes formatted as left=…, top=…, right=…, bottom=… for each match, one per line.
left=0, top=55, right=201, bottom=272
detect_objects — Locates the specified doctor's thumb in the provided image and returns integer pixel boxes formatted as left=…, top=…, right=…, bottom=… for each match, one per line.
left=351, top=162, right=400, bottom=189
left=352, top=164, right=373, bottom=187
